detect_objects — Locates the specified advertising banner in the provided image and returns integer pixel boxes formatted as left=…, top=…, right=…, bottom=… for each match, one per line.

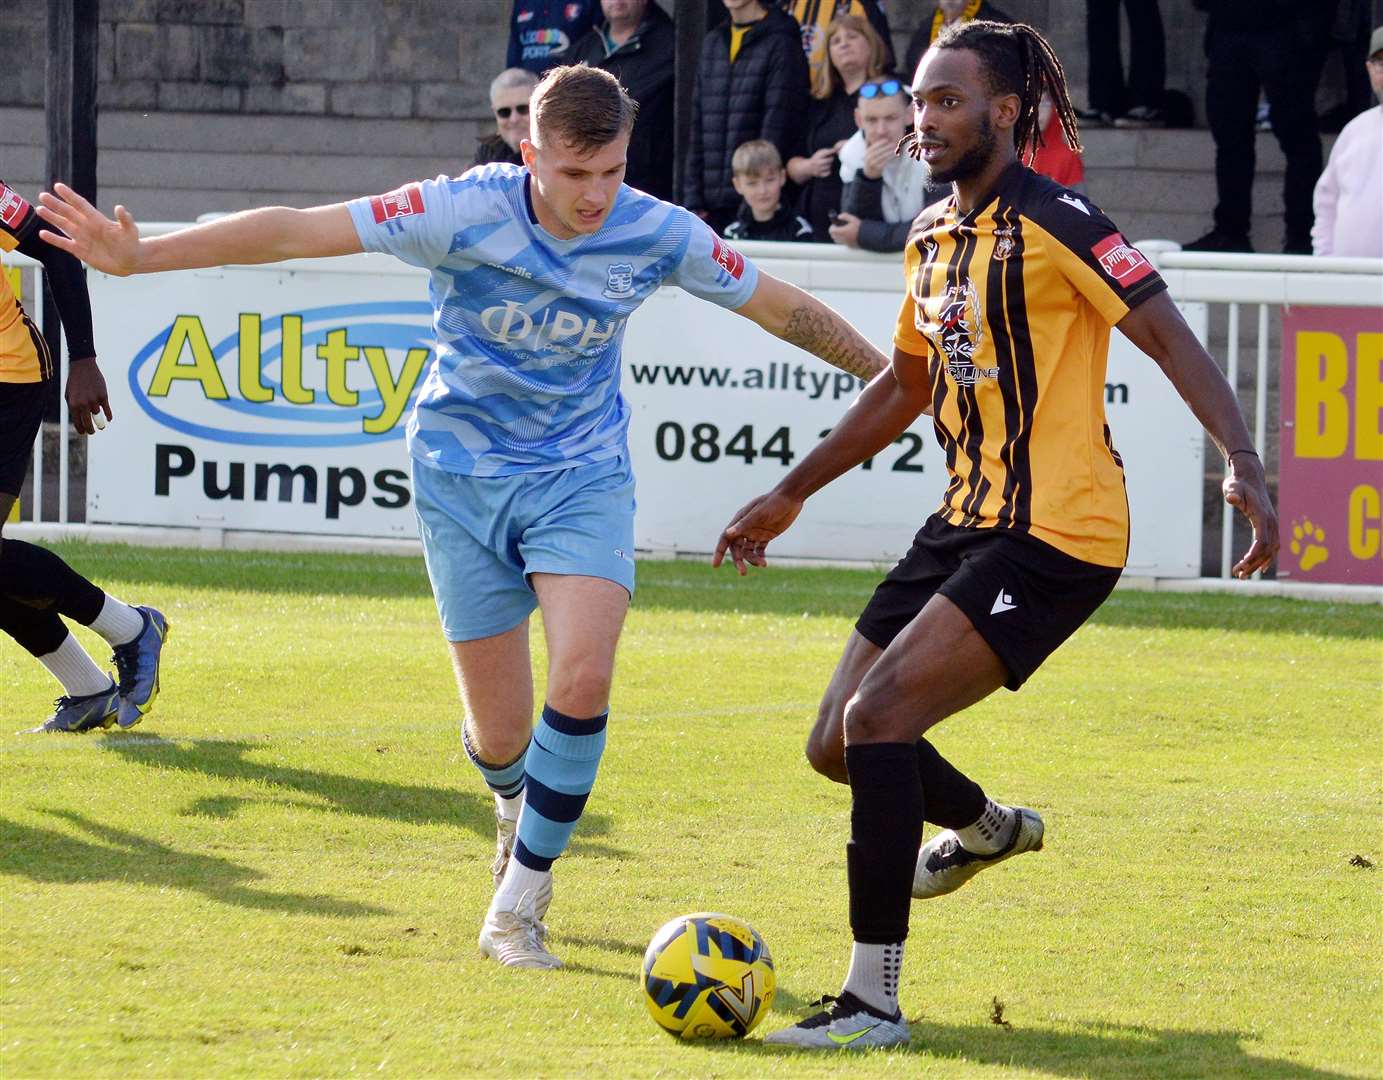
left=87, top=253, right=1205, bottom=576
left=1278, top=306, right=1383, bottom=585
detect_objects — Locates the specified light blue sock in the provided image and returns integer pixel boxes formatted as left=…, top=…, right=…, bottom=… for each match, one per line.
left=513, top=705, right=608, bottom=872
left=462, top=724, right=528, bottom=802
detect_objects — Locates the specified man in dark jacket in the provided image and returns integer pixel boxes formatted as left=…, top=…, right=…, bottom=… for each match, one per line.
left=685, top=0, right=811, bottom=234
left=1184, top=0, right=1332, bottom=252
left=569, top=0, right=677, bottom=200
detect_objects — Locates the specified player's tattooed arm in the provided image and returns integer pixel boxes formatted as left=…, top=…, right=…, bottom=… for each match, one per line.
left=736, top=272, right=888, bottom=380
left=780, top=302, right=887, bottom=380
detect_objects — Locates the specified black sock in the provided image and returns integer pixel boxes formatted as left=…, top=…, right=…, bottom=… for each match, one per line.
left=0, top=539, right=104, bottom=624
left=846, top=742, right=924, bottom=945
left=916, top=738, right=987, bottom=828
left=0, top=594, right=68, bottom=657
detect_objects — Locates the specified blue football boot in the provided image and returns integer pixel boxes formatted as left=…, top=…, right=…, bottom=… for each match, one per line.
left=25, top=679, right=120, bottom=733
left=112, top=606, right=169, bottom=728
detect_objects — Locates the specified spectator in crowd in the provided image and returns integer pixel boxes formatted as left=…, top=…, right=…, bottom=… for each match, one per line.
left=830, top=77, right=945, bottom=252
left=724, top=140, right=816, bottom=241
left=1184, top=0, right=1332, bottom=254
left=904, top=0, right=1012, bottom=83
left=508, top=0, right=598, bottom=74
left=1078, top=0, right=1166, bottom=128
left=780, top=0, right=894, bottom=89
left=685, top=0, right=810, bottom=234
left=789, top=12, right=892, bottom=240
left=1312, top=26, right=1383, bottom=256
left=570, top=0, right=677, bottom=199
left=1318, top=0, right=1376, bottom=132
left=473, top=68, right=540, bottom=168
left=1027, top=93, right=1087, bottom=191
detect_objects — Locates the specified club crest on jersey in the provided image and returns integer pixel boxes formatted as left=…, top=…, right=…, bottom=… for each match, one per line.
left=922, top=278, right=997, bottom=386
left=994, top=226, right=1016, bottom=261
left=0, top=183, right=28, bottom=229
left=711, top=236, right=745, bottom=280
left=564, top=1, right=582, bottom=18
left=1091, top=233, right=1154, bottom=285
left=369, top=184, right=424, bottom=225
left=602, top=262, right=636, bottom=300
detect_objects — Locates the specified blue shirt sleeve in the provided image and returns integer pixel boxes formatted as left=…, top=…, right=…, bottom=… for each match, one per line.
left=665, top=209, right=760, bottom=309
left=347, top=175, right=460, bottom=270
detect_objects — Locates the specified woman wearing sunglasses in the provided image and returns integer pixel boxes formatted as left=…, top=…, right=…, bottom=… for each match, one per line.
left=787, top=13, right=891, bottom=240
left=473, top=68, right=540, bottom=168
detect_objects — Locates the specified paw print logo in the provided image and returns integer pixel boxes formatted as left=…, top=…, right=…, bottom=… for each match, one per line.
left=1289, top=518, right=1329, bottom=571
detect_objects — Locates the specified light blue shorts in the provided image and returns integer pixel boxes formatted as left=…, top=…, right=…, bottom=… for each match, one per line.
left=412, top=454, right=637, bottom=642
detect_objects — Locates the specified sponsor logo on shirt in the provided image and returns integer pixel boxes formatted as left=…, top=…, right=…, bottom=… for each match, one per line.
left=369, top=184, right=425, bottom=224
left=711, top=236, right=745, bottom=281
left=1091, top=233, right=1154, bottom=285
left=479, top=300, right=626, bottom=353
left=0, top=183, right=30, bottom=229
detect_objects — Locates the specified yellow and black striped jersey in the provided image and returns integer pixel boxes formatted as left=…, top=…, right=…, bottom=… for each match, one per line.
left=0, top=179, right=53, bottom=384
left=895, top=162, right=1167, bottom=568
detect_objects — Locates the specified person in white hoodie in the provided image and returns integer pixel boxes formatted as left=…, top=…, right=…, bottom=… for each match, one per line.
left=829, top=76, right=947, bottom=252
left=1311, top=26, right=1383, bottom=257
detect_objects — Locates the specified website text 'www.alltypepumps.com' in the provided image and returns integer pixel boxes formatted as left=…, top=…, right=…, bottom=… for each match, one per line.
left=627, top=361, right=868, bottom=400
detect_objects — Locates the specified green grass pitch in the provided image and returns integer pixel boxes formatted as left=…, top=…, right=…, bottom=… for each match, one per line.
left=1, top=542, right=1379, bottom=1078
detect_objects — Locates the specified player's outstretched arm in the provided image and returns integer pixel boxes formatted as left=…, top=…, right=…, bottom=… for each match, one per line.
left=1117, top=291, right=1280, bottom=578
left=36, top=183, right=362, bottom=276
left=713, top=347, right=932, bottom=575
left=734, top=271, right=889, bottom=381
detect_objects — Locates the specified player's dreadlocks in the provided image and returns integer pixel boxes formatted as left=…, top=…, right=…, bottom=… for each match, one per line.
left=902, top=20, right=1082, bottom=161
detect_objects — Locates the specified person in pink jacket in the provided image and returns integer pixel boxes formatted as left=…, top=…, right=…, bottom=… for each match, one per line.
left=1312, top=26, right=1383, bottom=257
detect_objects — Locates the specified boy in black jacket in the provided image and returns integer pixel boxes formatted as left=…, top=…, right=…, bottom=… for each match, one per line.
left=724, top=141, right=815, bottom=242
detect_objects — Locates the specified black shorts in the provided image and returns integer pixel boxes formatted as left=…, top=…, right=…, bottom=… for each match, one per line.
left=856, top=514, right=1123, bottom=690
left=0, top=379, right=46, bottom=498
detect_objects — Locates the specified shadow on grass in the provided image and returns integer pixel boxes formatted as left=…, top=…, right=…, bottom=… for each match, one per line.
left=0, top=809, right=388, bottom=917
left=94, top=735, right=623, bottom=861
left=695, top=1014, right=1358, bottom=1079
left=47, top=541, right=1379, bottom=640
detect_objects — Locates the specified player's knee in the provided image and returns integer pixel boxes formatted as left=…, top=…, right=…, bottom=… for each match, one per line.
left=544, top=662, right=613, bottom=718
left=841, top=685, right=909, bottom=745
left=805, top=700, right=847, bottom=781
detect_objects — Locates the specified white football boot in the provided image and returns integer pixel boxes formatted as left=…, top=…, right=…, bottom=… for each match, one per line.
left=912, top=807, right=1044, bottom=899
left=763, top=992, right=910, bottom=1049
left=478, top=886, right=561, bottom=969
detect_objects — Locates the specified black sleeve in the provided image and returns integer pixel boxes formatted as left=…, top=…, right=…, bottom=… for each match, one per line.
left=841, top=175, right=908, bottom=252
left=13, top=200, right=97, bottom=361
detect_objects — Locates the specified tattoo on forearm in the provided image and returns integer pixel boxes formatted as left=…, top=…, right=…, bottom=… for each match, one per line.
left=781, top=303, right=886, bottom=381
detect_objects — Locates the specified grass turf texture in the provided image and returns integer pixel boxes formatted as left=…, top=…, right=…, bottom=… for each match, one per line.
left=1, top=542, right=1378, bottom=1079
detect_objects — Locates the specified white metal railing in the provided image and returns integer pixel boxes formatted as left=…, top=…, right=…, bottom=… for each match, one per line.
left=8, top=237, right=1383, bottom=581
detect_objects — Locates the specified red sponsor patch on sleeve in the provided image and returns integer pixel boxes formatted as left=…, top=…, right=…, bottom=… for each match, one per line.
left=0, top=182, right=31, bottom=230
left=1091, top=232, right=1154, bottom=286
left=711, top=235, right=745, bottom=281
left=369, top=184, right=425, bottom=225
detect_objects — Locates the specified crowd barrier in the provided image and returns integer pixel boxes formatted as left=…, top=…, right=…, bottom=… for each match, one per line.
left=7, top=230, right=1381, bottom=596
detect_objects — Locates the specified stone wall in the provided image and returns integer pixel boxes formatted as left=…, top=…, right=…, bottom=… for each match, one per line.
left=0, top=1, right=1219, bottom=123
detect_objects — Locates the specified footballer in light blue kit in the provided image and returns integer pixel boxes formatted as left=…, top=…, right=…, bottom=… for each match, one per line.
left=35, top=63, right=890, bottom=969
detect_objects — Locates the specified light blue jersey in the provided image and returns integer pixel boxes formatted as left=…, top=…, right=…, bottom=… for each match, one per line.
left=348, top=165, right=760, bottom=476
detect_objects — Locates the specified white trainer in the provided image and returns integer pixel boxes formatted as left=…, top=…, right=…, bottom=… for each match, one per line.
left=478, top=888, right=561, bottom=969
left=912, top=807, right=1044, bottom=899
left=763, top=992, right=910, bottom=1049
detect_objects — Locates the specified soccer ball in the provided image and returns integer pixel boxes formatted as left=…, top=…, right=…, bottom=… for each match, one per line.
left=641, top=912, right=775, bottom=1039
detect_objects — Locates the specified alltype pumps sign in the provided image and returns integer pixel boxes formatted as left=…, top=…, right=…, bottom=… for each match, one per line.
left=88, top=260, right=427, bottom=537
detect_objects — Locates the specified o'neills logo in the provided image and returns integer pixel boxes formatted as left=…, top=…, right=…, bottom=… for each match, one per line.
left=128, top=302, right=433, bottom=448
